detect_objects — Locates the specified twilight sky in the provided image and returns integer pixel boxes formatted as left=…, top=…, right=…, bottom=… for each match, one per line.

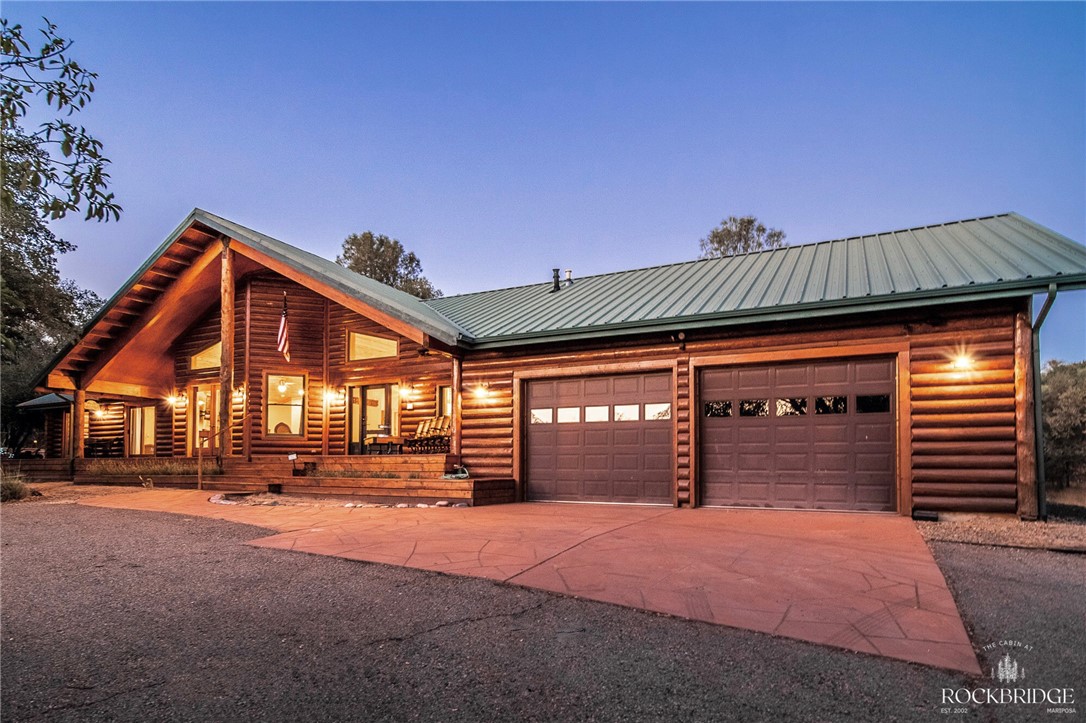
left=6, top=1, right=1085, bottom=360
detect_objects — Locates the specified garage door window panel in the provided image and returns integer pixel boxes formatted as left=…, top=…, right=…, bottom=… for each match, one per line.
left=584, top=405, right=609, bottom=422
left=614, top=404, right=640, bottom=421
left=704, top=401, right=732, bottom=418
left=530, top=408, right=554, bottom=424
left=856, top=394, right=892, bottom=414
left=776, top=398, right=808, bottom=416
left=557, top=407, right=581, bottom=424
left=816, top=396, right=848, bottom=414
left=739, top=399, right=769, bottom=417
left=645, top=402, right=672, bottom=420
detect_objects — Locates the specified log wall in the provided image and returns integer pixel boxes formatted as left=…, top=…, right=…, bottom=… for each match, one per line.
left=460, top=300, right=1026, bottom=513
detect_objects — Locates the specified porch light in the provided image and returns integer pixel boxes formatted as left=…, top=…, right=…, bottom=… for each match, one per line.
left=473, top=383, right=491, bottom=400
left=323, top=388, right=345, bottom=404
left=233, top=385, right=246, bottom=401
left=167, top=395, right=178, bottom=406
left=94, top=409, right=105, bottom=419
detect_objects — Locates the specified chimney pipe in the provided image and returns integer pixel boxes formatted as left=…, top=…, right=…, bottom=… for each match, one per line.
left=565, top=269, right=574, bottom=286
left=551, top=268, right=560, bottom=293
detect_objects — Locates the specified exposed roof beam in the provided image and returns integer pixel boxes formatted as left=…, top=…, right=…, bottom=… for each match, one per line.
left=79, top=241, right=223, bottom=385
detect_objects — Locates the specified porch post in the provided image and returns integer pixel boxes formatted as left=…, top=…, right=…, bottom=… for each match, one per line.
left=451, top=356, right=462, bottom=457
left=219, top=239, right=235, bottom=458
left=72, top=388, right=86, bottom=459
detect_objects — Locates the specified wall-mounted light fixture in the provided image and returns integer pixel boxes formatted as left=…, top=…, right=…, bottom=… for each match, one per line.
left=473, top=382, right=491, bottom=401
left=951, top=354, right=974, bottom=371
left=93, top=409, right=105, bottom=419
left=233, top=385, right=246, bottom=402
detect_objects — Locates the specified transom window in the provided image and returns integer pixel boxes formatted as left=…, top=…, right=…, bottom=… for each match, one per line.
left=267, top=374, right=305, bottom=435
left=347, top=332, right=398, bottom=361
left=191, top=341, right=221, bottom=370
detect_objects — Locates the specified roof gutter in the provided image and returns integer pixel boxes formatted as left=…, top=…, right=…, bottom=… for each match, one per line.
left=1031, top=283, right=1057, bottom=521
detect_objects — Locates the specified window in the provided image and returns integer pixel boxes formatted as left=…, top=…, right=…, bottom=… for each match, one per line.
left=645, top=403, right=672, bottom=420
left=776, top=398, right=807, bottom=416
left=437, top=385, right=453, bottom=417
left=739, top=399, right=769, bottom=417
left=614, top=404, right=640, bottom=422
left=815, top=396, right=848, bottom=414
left=347, top=332, right=398, bottom=361
left=530, top=408, right=553, bottom=424
left=856, top=394, right=891, bottom=414
left=704, top=401, right=732, bottom=418
left=127, top=406, right=156, bottom=456
left=267, top=374, right=305, bottom=435
left=584, top=405, right=609, bottom=423
left=191, top=341, right=221, bottom=370
left=557, top=407, right=581, bottom=423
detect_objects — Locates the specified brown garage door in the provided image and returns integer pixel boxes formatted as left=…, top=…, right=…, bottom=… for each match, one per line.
left=526, top=373, right=673, bottom=503
left=699, top=358, right=895, bottom=511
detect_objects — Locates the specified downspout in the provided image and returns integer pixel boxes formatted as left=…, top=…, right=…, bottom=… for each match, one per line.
left=1031, top=283, right=1057, bottom=521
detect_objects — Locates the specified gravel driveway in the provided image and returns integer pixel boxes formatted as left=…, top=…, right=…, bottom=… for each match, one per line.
left=2, top=501, right=1082, bottom=722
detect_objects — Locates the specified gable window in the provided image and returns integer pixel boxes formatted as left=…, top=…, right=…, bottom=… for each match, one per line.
left=191, top=341, right=222, bottom=370
left=347, top=332, right=398, bottom=361
left=267, top=374, right=305, bottom=436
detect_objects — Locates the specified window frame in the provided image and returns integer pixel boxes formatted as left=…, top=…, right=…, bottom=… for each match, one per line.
left=265, top=372, right=307, bottom=437
left=346, top=330, right=399, bottom=362
left=190, top=341, right=222, bottom=370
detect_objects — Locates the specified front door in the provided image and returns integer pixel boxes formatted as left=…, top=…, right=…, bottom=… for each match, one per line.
left=191, top=384, right=220, bottom=456
left=348, top=385, right=393, bottom=454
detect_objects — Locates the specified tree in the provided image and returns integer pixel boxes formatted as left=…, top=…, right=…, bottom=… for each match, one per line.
left=1041, top=360, right=1086, bottom=488
left=1, top=17, right=112, bottom=446
left=699, top=215, right=785, bottom=258
left=336, top=231, right=442, bottom=299
left=1, top=16, right=120, bottom=221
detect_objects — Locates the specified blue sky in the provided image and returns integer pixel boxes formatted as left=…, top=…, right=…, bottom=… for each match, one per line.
left=6, top=2, right=1085, bottom=360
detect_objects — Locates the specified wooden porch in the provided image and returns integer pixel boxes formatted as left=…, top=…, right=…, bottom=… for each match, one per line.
left=4, top=455, right=514, bottom=507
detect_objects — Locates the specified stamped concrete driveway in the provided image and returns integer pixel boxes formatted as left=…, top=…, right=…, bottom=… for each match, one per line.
left=82, top=491, right=979, bottom=674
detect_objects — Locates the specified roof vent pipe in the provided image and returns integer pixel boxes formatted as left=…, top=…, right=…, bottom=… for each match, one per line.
left=565, top=269, right=574, bottom=286
left=551, top=268, right=560, bottom=293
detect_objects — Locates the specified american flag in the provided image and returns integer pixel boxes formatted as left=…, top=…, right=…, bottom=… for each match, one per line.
left=277, top=293, right=291, bottom=362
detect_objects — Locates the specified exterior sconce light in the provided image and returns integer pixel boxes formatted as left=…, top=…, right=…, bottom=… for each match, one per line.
left=323, top=388, right=346, bottom=405
left=473, top=383, right=491, bottom=400
left=167, top=395, right=178, bottom=406
left=952, top=354, right=974, bottom=371
left=94, top=409, right=105, bottom=419
left=233, top=385, right=246, bottom=401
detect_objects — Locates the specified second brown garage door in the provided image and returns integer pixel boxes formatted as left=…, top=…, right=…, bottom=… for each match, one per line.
left=699, top=358, right=896, bottom=511
left=526, top=373, right=673, bottom=503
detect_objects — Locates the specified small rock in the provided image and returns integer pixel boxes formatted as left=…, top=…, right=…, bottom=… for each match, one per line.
left=395, top=503, right=409, bottom=509
left=453, top=503, right=469, bottom=508
left=416, top=503, right=428, bottom=508
left=435, top=500, right=451, bottom=507
left=344, top=503, right=355, bottom=508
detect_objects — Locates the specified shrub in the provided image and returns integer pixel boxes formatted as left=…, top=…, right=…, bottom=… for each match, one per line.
left=1, top=475, right=32, bottom=502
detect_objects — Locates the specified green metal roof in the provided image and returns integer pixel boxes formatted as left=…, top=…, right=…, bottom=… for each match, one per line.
left=192, top=210, right=471, bottom=346
left=425, top=213, right=1086, bottom=348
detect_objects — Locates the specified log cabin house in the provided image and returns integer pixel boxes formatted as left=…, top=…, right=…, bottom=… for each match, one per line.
left=16, top=209, right=1086, bottom=516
